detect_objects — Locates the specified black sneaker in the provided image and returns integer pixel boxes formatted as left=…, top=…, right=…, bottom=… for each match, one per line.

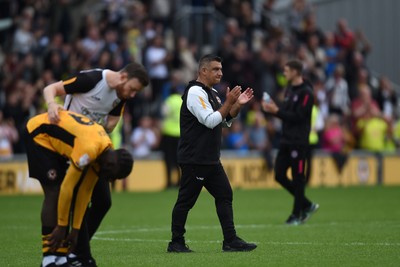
left=285, top=214, right=302, bottom=225
left=222, top=237, right=257, bottom=252
left=67, top=255, right=97, bottom=267
left=301, top=203, right=320, bottom=223
left=167, top=241, right=193, bottom=253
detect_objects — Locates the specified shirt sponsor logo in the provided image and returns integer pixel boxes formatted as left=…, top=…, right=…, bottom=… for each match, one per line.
left=196, top=176, right=205, bottom=181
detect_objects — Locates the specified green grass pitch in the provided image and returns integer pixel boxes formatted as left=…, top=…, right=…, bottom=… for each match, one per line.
left=1, top=186, right=399, bottom=266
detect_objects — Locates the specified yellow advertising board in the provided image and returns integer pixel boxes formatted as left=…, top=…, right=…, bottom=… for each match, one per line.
left=1, top=152, right=398, bottom=195
left=309, top=154, right=377, bottom=187
left=382, top=155, right=400, bottom=185
left=113, top=160, right=166, bottom=192
left=221, top=158, right=279, bottom=189
left=0, top=161, right=41, bottom=194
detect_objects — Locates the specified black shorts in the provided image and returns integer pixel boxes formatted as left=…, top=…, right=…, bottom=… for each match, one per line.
left=25, top=128, right=69, bottom=186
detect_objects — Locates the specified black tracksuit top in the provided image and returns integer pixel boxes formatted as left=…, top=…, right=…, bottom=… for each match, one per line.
left=275, top=81, right=314, bottom=146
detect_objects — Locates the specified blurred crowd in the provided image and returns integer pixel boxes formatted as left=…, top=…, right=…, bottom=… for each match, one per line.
left=1, top=0, right=400, bottom=161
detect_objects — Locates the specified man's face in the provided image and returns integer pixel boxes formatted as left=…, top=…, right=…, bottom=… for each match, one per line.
left=117, top=77, right=144, bottom=100
left=204, top=61, right=223, bottom=86
left=283, top=66, right=297, bottom=84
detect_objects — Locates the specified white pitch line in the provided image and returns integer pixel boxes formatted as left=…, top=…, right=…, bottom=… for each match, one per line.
left=93, top=224, right=400, bottom=247
left=95, top=224, right=265, bottom=235
left=92, top=236, right=400, bottom=247
left=95, top=221, right=400, bottom=236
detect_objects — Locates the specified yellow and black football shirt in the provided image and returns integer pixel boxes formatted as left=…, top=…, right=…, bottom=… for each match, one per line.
left=27, top=110, right=112, bottom=229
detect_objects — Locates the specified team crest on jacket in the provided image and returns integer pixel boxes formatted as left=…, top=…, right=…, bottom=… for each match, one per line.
left=47, top=169, right=57, bottom=180
left=291, top=150, right=298, bottom=158
left=293, top=95, right=298, bottom=102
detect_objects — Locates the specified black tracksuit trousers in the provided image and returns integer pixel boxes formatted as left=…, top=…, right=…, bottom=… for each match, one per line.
left=275, top=144, right=312, bottom=216
left=171, top=163, right=236, bottom=242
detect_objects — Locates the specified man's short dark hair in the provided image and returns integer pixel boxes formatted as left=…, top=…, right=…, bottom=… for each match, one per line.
left=99, top=148, right=134, bottom=180
left=198, top=54, right=222, bottom=71
left=285, top=59, right=304, bottom=75
left=121, top=62, right=149, bottom=87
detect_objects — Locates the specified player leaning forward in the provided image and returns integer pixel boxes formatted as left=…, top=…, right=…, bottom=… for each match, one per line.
left=37, top=62, right=148, bottom=267
left=25, top=110, right=133, bottom=267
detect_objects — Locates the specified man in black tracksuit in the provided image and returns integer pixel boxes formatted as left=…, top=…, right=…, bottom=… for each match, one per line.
left=167, top=55, right=257, bottom=252
left=262, top=59, right=319, bottom=225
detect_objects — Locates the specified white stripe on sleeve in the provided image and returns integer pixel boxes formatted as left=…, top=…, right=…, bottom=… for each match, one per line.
left=186, top=86, right=223, bottom=129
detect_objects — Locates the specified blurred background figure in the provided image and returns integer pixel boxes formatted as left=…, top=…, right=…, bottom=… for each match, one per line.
left=225, top=120, right=249, bottom=155
left=0, top=111, right=19, bottom=159
left=160, top=86, right=182, bottom=188
left=321, top=114, right=350, bottom=176
left=130, top=116, right=158, bottom=159
left=246, top=101, right=274, bottom=172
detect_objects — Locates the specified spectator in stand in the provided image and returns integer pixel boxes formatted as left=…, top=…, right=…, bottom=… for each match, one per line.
left=296, top=13, right=325, bottom=46
left=130, top=116, right=158, bottom=159
left=226, top=120, right=249, bottom=154
left=0, top=111, right=19, bottom=159
left=224, top=17, right=245, bottom=45
left=323, top=31, right=339, bottom=78
left=374, top=76, right=398, bottom=122
left=253, top=38, right=279, bottom=100
left=295, top=44, right=313, bottom=75
left=80, top=25, right=105, bottom=63
left=287, top=0, right=314, bottom=35
left=237, top=1, right=257, bottom=48
left=259, top=0, right=279, bottom=35
left=216, top=33, right=234, bottom=61
left=247, top=103, right=274, bottom=171
left=305, top=92, right=324, bottom=184
left=12, top=18, right=36, bottom=58
left=149, top=0, right=173, bottom=29
left=351, top=86, right=381, bottom=140
left=304, top=33, right=326, bottom=78
left=44, top=50, right=67, bottom=81
left=96, top=50, right=113, bottom=70
left=343, top=29, right=372, bottom=100
left=325, top=64, right=350, bottom=118
left=20, top=53, right=40, bottom=83
left=2, top=82, right=32, bottom=153
left=102, top=28, right=120, bottom=54
left=144, top=34, right=170, bottom=117
left=334, top=18, right=354, bottom=52
left=357, top=114, right=393, bottom=152
left=321, top=114, right=349, bottom=175
left=172, top=36, right=198, bottom=84
left=312, top=73, right=329, bottom=121
left=223, top=40, right=255, bottom=90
